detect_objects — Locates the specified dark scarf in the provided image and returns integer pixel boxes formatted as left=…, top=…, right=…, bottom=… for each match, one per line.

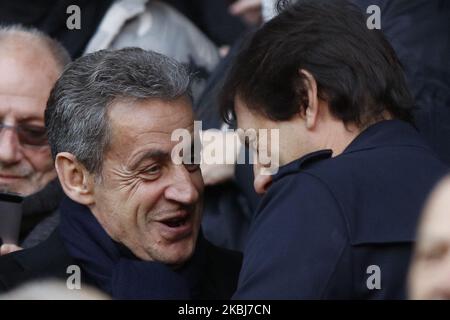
left=59, top=196, right=207, bottom=299
left=19, top=179, right=64, bottom=247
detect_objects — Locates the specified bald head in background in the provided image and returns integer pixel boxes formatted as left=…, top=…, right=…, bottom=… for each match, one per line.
left=0, top=26, right=70, bottom=195
left=409, top=176, right=450, bottom=299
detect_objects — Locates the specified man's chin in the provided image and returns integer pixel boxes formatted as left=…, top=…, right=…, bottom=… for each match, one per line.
left=0, top=176, right=50, bottom=196
left=159, top=238, right=197, bottom=267
left=0, top=181, right=23, bottom=195
left=0, top=182, right=33, bottom=196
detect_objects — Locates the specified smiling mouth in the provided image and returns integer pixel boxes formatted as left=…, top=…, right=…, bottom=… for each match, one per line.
left=162, top=216, right=189, bottom=228
left=156, top=211, right=194, bottom=241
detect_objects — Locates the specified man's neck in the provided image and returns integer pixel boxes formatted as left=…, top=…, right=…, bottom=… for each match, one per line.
left=320, top=121, right=361, bottom=157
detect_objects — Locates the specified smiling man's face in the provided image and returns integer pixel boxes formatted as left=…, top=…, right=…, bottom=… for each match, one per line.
left=90, top=96, right=204, bottom=265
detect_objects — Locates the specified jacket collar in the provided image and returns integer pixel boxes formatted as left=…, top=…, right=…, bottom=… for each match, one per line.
left=342, top=119, right=428, bottom=154
left=272, top=120, right=426, bottom=182
left=273, top=150, right=333, bottom=183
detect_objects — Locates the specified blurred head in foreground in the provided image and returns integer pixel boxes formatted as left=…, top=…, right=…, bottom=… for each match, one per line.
left=0, top=280, right=109, bottom=300
left=0, top=25, right=70, bottom=195
left=409, top=176, right=450, bottom=299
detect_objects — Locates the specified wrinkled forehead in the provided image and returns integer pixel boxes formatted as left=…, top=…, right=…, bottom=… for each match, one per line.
left=0, top=95, right=47, bottom=125
left=0, top=40, right=60, bottom=90
left=0, top=53, right=60, bottom=120
left=108, top=96, right=194, bottom=129
left=106, top=96, right=195, bottom=158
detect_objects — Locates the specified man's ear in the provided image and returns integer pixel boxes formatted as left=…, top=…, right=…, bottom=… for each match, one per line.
left=55, top=152, right=95, bottom=205
left=299, top=69, right=319, bottom=130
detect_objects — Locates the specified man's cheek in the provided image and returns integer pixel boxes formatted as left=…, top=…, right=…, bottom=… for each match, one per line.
left=26, top=151, right=53, bottom=171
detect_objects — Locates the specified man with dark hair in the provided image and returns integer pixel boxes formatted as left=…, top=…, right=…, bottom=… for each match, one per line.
left=221, top=0, right=448, bottom=298
left=0, top=48, right=241, bottom=299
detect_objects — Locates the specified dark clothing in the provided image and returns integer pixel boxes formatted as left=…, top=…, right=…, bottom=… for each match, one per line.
left=19, top=180, right=63, bottom=249
left=353, top=0, right=450, bottom=165
left=0, top=197, right=242, bottom=299
left=0, top=0, right=113, bottom=58
left=0, top=229, right=73, bottom=290
left=202, top=182, right=254, bottom=251
left=164, top=0, right=247, bottom=46
left=233, top=120, right=448, bottom=299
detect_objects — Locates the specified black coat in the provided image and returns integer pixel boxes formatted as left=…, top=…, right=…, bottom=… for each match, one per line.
left=19, top=180, right=63, bottom=249
left=0, top=229, right=242, bottom=299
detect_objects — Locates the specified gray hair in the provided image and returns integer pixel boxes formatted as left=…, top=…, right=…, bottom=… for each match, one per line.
left=45, top=47, right=192, bottom=176
left=0, top=24, right=71, bottom=69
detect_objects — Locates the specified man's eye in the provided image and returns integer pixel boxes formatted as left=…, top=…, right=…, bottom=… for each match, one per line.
left=420, top=244, right=448, bottom=262
left=20, top=125, right=46, bottom=135
left=144, top=165, right=161, bottom=175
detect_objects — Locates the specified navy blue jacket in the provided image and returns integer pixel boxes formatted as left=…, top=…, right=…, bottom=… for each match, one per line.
left=352, top=0, right=450, bottom=165
left=233, top=120, right=448, bottom=299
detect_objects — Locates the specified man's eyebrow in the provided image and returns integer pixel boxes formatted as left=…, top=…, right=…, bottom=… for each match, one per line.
left=128, top=149, right=170, bottom=170
left=13, top=115, right=43, bottom=121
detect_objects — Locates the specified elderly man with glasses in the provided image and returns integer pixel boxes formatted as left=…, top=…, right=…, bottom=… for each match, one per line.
left=0, top=25, right=71, bottom=254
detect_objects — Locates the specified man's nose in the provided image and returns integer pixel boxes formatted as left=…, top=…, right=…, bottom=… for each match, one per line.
left=165, top=166, right=200, bottom=205
left=0, top=129, right=23, bottom=164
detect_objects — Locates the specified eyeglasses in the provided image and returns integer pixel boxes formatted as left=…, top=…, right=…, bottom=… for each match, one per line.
left=0, top=123, right=48, bottom=147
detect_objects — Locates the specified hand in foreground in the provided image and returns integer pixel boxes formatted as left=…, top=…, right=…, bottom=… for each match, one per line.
left=0, top=243, right=23, bottom=256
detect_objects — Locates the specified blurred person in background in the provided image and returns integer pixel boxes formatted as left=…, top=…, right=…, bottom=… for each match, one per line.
left=0, top=280, right=109, bottom=300
left=0, top=25, right=70, bottom=254
left=352, top=0, right=450, bottom=166
left=164, top=0, right=248, bottom=48
left=408, top=176, right=450, bottom=300
left=83, top=0, right=221, bottom=102
left=229, top=0, right=277, bottom=25
left=0, top=0, right=222, bottom=102
left=0, top=0, right=112, bottom=58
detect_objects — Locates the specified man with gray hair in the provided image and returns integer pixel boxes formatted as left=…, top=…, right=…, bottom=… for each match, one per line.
left=0, top=47, right=241, bottom=299
left=0, top=25, right=70, bottom=254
